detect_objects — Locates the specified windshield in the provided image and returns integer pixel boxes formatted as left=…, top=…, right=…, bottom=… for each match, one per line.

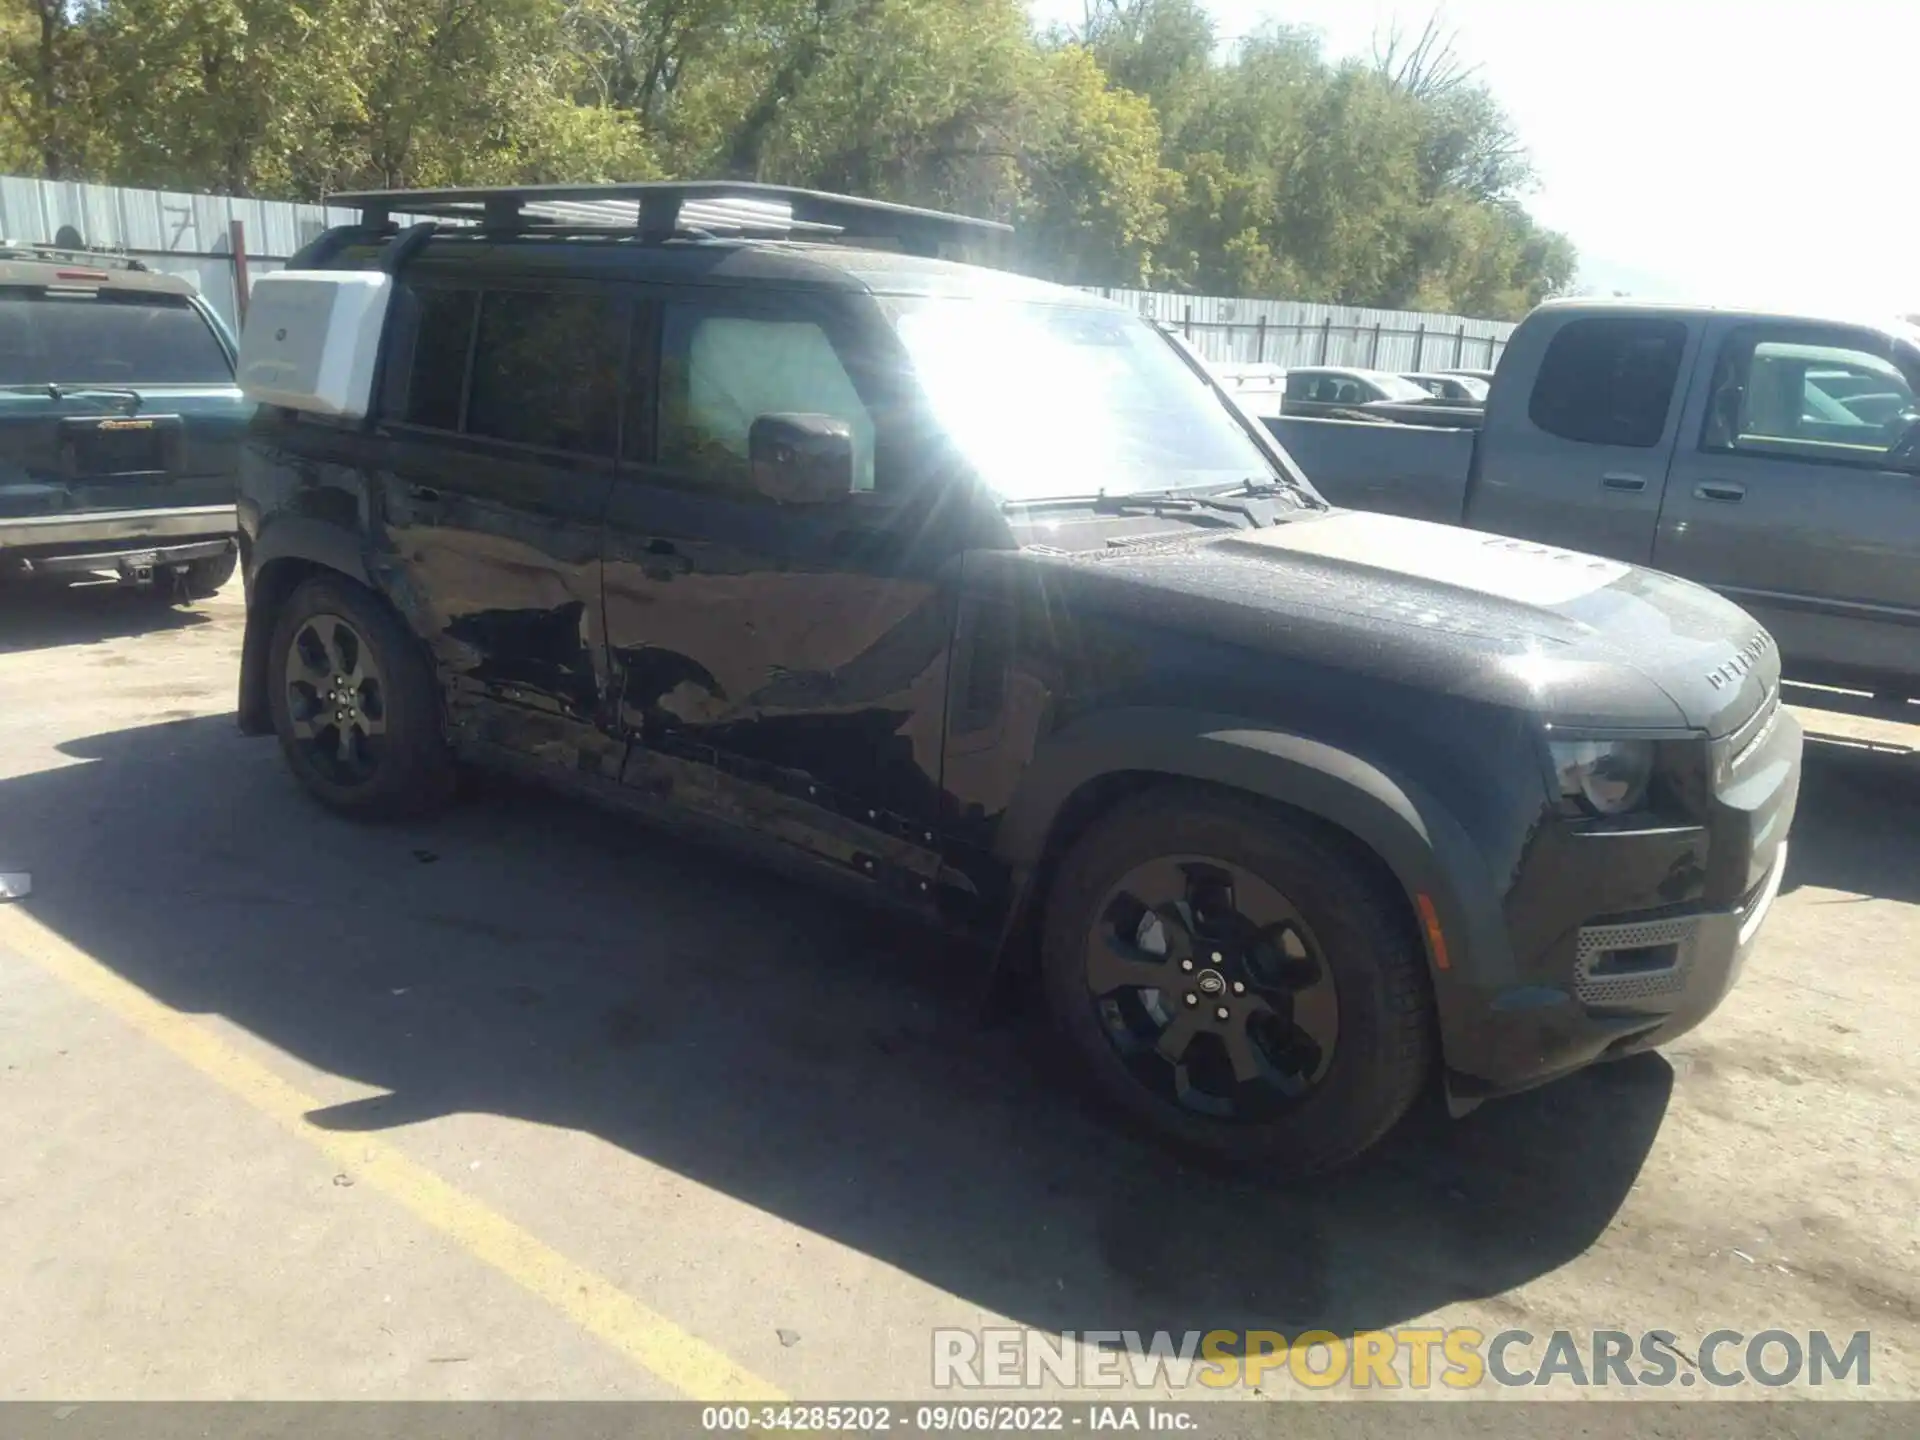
left=888, top=296, right=1279, bottom=500
left=0, top=288, right=232, bottom=387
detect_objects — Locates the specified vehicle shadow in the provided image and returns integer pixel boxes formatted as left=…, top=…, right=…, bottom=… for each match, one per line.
left=0, top=574, right=212, bottom=655
left=2, top=713, right=1679, bottom=1342
left=1780, top=740, right=1920, bottom=905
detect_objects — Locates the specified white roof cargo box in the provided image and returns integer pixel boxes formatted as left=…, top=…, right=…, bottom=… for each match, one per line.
left=237, top=270, right=393, bottom=418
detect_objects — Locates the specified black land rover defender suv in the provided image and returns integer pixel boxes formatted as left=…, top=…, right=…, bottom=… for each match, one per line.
left=0, top=242, right=245, bottom=596
left=233, top=183, right=1802, bottom=1174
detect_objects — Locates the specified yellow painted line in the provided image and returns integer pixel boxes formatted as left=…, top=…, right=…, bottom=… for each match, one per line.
left=0, top=905, right=785, bottom=1403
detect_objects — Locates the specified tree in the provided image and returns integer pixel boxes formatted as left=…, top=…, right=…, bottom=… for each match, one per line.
left=2, top=0, right=1572, bottom=319
left=85, top=0, right=651, bottom=195
left=0, top=0, right=106, bottom=177
left=1081, top=0, right=1213, bottom=138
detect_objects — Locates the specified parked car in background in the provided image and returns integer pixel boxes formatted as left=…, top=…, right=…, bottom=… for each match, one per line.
left=1401, top=372, right=1489, bottom=405
left=1280, top=366, right=1437, bottom=418
left=0, top=242, right=246, bottom=598
left=233, top=183, right=1799, bottom=1176
left=1436, top=367, right=1498, bottom=384
left=1282, top=366, right=1487, bottom=429
left=1269, top=299, right=1920, bottom=705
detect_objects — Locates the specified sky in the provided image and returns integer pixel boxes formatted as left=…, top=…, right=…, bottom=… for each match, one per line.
left=1029, top=0, right=1920, bottom=317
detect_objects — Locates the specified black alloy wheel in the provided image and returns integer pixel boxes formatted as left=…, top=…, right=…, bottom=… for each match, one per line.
left=1084, top=854, right=1339, bottom=1121
left=1040, top=786, right=1433, bottom=1173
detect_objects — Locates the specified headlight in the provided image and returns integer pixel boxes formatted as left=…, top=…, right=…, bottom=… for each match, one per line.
left=1548, top=738, right=1655, bottom=815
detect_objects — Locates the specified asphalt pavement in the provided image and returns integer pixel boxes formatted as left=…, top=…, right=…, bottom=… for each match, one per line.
left=0, top=574, right=1915, bottom=1415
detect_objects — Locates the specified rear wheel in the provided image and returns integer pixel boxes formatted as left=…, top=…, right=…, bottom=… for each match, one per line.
left=266, top=575, right=456, bottom=819
left=1040, top=786, right=1432, bottom=1175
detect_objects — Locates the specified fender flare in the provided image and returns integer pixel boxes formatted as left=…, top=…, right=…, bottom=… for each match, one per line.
left=235, top=516, right=377, bottom=734
left=990, top=708, right=1510, bottom=1037
left=248, top=514, right=375, bottom=591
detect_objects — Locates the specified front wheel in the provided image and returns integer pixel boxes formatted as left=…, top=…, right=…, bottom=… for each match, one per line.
left=1040, top=787, right=1433, bottom=1175
left=266, top=575, right=457, bottom=820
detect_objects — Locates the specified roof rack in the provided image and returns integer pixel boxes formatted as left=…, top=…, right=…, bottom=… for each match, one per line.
left=0, top=241, right=148, bottom=272
left=324, top=181, right=1012, bottom=257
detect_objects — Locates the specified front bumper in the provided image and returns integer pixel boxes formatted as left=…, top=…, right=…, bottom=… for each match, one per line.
left=1444, top=704, right=1802, bottom=1098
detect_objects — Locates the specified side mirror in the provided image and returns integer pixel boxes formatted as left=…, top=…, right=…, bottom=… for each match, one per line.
left=749, top=413, right=855, bottom=504
left=1888, top=412, right=1920, bottom=472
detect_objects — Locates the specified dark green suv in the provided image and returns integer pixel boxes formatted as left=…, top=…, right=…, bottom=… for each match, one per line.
left=0, top=243, right=247, bottom=597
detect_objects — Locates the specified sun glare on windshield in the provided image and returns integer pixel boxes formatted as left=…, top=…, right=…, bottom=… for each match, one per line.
left=892, top=298, right=1276, bottom=501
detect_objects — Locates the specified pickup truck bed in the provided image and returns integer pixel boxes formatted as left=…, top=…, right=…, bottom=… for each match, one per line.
left=1262, top=299, right=1920, bottom=700
left=1268, top=415, right=1476, bottom=527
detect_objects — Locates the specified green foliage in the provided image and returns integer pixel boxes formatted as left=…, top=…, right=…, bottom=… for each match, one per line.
left=0, top=0, right=1574, bottom=318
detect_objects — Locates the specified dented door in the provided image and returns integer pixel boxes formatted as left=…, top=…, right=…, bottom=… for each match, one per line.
left=601, top=288, right=960, bottom=901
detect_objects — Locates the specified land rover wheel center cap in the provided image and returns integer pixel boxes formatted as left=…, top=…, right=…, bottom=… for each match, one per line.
left=1195, top=969, right=1226, bottom=996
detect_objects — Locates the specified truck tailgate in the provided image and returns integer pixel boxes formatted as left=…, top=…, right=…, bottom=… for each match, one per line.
left=1265, top=415, right=1478, bottom=525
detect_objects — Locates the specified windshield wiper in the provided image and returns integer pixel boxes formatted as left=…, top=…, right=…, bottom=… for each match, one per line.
left=43, top=383, right=143, bottom=414
left=1097, top=487, right=1281, bottom=527
left=1000, top=493, right=1201, bottom=516
left=1203, top=474, right=1326, bottom=511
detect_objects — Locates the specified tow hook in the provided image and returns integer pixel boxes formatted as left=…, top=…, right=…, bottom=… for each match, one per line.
left=115, top=550, right=159, bottom=587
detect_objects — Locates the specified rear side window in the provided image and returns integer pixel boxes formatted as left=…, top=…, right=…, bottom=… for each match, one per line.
left=399, top=286, right=477, bottom=430
left=0, top=288, right=231, bottom=386
left=1528, top=318, right=1688, bottom=448
left=467, top=291, right=626, bottom=456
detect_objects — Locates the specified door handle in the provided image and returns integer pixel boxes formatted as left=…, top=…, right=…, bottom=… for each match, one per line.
left=1601, top=472, right=1648, bottom=492
left=1694, top=482, right=1747, bottom=503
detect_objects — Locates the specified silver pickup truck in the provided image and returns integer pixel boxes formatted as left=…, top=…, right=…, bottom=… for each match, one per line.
left=1267, top=299, right=1920, bottom=704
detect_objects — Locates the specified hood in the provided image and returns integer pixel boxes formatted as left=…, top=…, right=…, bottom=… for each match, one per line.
left=1036, top=509, right=1776, bottom=738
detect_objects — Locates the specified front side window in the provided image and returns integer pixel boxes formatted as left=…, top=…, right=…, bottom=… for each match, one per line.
left=1528, top=317, right=1688, bottom=448
left=1702, top=327, right=1920, bottom=468
left=658, top=303, right=877, bottom=492
left=0, top=288, right=231, bottom=386
left=889, top=297, right=1277, bottom=500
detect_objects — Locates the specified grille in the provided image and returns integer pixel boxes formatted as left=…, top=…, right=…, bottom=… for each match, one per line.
left=1573, top=915, right=1701, bottom=1006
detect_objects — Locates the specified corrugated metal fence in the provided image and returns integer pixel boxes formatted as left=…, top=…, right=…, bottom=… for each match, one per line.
left=1, top=176, right=1515, bottom=367
left=0, top=175, right=365, bottom=332
left=1086, top=287, right=1514, bottom=370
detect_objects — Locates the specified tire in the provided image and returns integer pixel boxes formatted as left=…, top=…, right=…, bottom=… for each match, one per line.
left=176, top=547, right=238, bottom=601
left=266, top=574, right=457, bottom=820
left=1039, top=785, right=1433, bottom=1176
